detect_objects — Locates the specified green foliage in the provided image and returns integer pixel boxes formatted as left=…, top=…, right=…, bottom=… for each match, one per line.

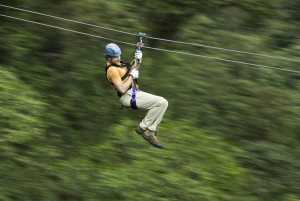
left=0, top=0, right=300, bottom=200
left=65, top=118, right=247, bottom=201
left=0, top=67, right=58, bottom=201
left=237, top=141, right=300, bottom=200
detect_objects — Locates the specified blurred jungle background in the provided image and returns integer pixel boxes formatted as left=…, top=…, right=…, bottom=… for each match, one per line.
left=0, top=0, right=300, bottom=200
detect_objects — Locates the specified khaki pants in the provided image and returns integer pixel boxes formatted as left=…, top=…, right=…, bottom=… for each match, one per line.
left=120, top=89, right=168, bottom=131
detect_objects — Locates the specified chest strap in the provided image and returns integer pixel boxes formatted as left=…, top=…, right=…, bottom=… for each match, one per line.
left=106, top=61, right=133, bottom=94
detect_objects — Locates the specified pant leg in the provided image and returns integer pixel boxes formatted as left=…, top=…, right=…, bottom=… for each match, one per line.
left=120, top=89, right=168, bottom=131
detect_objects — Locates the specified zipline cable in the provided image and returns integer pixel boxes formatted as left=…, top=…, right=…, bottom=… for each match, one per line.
left=0, top=4, right=136, bottom=36
left=146, top=46, right=300, bottom=73
left=1, top=13, right=300, bottom=74
left=0, top=14, right=135, bottom=46
left=146, top=36, right=300, bottom=63
left=1, top=4, right=300, bottom=63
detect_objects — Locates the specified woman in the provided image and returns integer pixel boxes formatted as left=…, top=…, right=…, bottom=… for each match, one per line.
left=105, top=43, right=168, bottom=148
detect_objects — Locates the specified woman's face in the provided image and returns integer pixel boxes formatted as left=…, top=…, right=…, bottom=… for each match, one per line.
left=109, top=55, right=121, bottom=66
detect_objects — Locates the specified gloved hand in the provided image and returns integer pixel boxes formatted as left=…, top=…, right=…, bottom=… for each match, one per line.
left=130, top=67, right=139, bottom=79
left=135, top=51, right=143, bottom=63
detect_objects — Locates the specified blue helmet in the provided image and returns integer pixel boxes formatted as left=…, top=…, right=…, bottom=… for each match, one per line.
left=105, top=43, right=121, bottom=56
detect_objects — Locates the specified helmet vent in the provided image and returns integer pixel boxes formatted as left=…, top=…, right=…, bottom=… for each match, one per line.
left=109, top=48, right=115, bottom=55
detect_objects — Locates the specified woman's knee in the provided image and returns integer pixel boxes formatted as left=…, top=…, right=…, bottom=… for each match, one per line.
left=159, top=97, right=168, bottom=108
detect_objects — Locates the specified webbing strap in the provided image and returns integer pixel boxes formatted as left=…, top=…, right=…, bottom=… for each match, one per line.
left=105, top=61, right=132, bottom=81
left=130, top=79, right=139, bottom=109
left=130, top=86, right=138, bottom=109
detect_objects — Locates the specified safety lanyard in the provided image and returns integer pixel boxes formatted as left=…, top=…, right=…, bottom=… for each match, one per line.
left=130, top=32, right=146, bottom=109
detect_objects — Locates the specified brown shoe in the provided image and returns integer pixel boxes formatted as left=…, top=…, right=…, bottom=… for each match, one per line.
left=142, top=130, right=163, bottom=148
left=135, top=126, right=145, bottom=135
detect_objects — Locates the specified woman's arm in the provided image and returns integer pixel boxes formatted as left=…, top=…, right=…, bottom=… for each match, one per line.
left=113, top=75, right=134, bottom=94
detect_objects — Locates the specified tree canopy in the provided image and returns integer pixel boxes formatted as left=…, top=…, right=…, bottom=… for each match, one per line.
left=0, top=0, right=300, bottom=200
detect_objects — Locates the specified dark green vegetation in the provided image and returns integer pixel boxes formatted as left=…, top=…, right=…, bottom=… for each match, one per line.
left=0, top=0, right=300, bottom=200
